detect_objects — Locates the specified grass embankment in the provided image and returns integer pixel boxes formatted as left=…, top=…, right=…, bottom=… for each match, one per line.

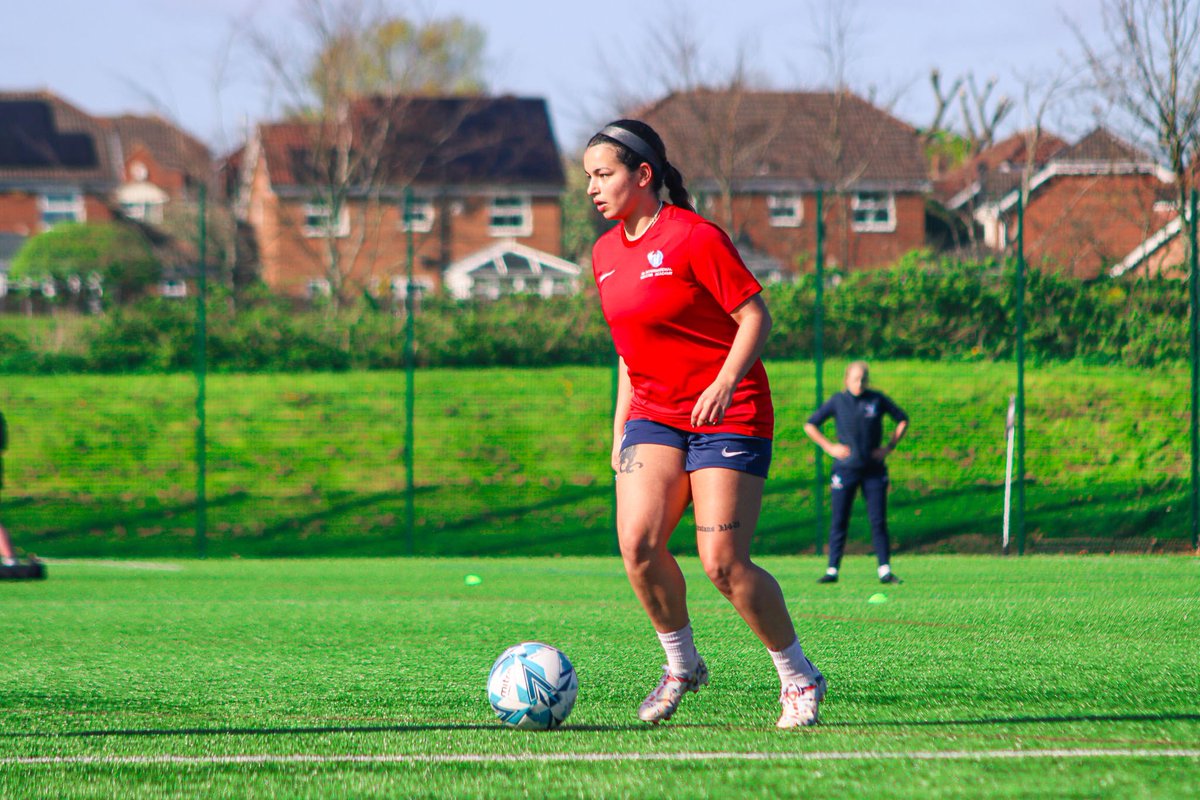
left=0, top=361, right=1190, bottom=558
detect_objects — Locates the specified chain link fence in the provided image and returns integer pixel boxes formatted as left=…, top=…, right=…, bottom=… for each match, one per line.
left=0, top=191, right=1196, bottom=559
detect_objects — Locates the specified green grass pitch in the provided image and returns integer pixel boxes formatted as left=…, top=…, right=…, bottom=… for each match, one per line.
left=2, top=555, right=1197, bottom=798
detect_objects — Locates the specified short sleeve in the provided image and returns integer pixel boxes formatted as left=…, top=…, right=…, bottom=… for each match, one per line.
left=882, top=394, right=908, bottom=423
left=807, top=398, right=836, bottom=427
left=686, top=222, right=762, bottom=313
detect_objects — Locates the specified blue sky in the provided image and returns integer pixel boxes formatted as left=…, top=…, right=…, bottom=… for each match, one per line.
left=3, top=0, right=1110, bottom=154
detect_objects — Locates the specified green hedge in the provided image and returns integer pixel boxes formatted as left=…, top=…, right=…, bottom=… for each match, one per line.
left=765, top=254, right=1189, bottom=365
left=0, top=255, right=1191, bottom=373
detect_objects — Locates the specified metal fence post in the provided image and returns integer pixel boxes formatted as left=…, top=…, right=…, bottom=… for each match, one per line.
left=404, top=186, right=416, bottom=555
left=1015, top=192, right=1027, bottom=556
left=193, top=185, right=208, bottom=559
left=814, top=189, right=826, bottom=556
left=611, top=353, right=620, bottom=556
left=1190, top=187, right=1198, bottom=551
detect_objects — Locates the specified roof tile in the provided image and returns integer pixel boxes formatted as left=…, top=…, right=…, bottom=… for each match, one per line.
left=635, top=90, right=929, bottom=189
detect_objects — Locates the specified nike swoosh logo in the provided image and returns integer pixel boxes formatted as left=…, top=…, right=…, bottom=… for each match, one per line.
left=721, top=447, right=751, bottom=458
left=597, top=270, right=616, bottom=284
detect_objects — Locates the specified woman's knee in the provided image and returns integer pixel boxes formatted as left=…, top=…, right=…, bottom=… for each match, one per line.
left=700, top=552, right=748, bottom=596
left=618, top=527, right=666, bottom=571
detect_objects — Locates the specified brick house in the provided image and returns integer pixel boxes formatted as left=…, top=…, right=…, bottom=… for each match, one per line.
left=949, top=127, right=1178, bottom=279
left=931, top=129, right=1069, bottom=249
left=0, top=90, right=212, bottom=298
left=106, top=114, right=213, bottom=225
left=934, top=130, right=1070, bottom=213
left=1110, top=161, right=1198, bottom=279
left=238, top=95, right=574, bottom=300
left=0, top=91, right=121, bottom=242
left=635, top=90, right=930, bottom=278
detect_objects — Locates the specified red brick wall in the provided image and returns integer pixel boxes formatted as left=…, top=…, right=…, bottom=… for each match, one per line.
left=0, top=192, right=39, bottom=235
left=703, top=191, right=926, bottom=274
left=251, top=178, right=564, bottom=298
left=0, top=191, right=113, bottom=235
left=1021, top=173, right=1175, bottom=279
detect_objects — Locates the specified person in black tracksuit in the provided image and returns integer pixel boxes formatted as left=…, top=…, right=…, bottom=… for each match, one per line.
left=804, top=362, right=909, bottom=584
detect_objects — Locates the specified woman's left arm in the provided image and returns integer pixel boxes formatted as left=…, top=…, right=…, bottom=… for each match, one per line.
left=690, top=294, right=772, bottom=427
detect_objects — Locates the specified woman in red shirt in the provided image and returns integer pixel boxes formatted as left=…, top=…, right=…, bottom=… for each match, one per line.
left=584, top=119, right=825, bottom=728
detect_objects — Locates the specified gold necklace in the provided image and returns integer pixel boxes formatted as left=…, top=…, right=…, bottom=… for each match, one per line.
left=630, top=201, right=664, bottom=241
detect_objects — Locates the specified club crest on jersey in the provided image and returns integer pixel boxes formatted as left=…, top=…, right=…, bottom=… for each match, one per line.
left=640, top=250, right=672, bottom=280
left=863, top=402, right=878, bottom=418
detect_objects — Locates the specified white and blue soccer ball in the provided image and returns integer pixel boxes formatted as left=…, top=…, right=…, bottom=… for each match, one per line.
left=487, top=642, right=578, bottom=730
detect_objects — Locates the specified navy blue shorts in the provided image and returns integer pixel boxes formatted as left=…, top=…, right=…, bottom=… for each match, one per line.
left=621, top=419, right=772, bottom=478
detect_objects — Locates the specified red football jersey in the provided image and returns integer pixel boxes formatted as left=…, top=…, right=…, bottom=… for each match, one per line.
left=592, top=204, right=774, bottom=438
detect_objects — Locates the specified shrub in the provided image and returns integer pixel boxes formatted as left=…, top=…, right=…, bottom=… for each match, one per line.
left=0, top=256, right=1193, bottom=373
left=9, top=222, right=161, bottom=304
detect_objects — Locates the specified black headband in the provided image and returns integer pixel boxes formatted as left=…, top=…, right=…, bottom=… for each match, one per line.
left=599, top=125, right=663, bottom=173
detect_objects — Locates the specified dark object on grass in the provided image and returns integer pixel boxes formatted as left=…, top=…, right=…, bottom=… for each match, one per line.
left=0, top=559, right=45, bottom=581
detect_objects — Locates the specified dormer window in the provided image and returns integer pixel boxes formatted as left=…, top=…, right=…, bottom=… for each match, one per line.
left=117, top=182, right=168, bottom=224
left=131, top=161, right=149, bottom=182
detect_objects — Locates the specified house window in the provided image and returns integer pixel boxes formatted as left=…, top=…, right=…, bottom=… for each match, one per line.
left=851, top=191, right=896, bottom=232
left=121, top=200, right=165, bottom=223
left=767, top=194, right=804, bottom=227
left=39, top=192, right=85, bottom=228
left=303, top=201, right=349, bottom=238
left=488, top=195, right=532, bottom=237
left=159, top=279, right=188, bottom=298
left=401, top=196, right=434, bottom=233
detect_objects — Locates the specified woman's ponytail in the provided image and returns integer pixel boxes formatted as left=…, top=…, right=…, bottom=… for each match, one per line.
left=662, top=161, right=695, bottom=212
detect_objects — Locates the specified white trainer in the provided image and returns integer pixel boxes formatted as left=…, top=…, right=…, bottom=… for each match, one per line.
left=777, top=674, right=827, bottom=728
left=637, top=658, right=709, bottom=723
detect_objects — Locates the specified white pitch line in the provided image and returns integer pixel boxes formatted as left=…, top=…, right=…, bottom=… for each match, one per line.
left=37, top=559, right=183, bottom=571
left=5, top=749, right=1200, bottom=766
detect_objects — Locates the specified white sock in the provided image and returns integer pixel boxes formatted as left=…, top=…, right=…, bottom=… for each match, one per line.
left=770, top=638, right=820, bottom=686
left=878, top=564, right=892, bottom=578
left=1, top=557, right=16, bottom=567
left=657, top=623, right=700, bottom=677
left=825, top=567, right=838, bottom=576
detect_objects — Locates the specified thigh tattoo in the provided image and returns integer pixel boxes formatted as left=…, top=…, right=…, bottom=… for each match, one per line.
left=696, top=520, right=741, bottom=533
left=618, top=445, right=644, bottom=474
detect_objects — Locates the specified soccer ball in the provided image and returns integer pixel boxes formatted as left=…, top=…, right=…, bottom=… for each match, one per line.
left=487, top=642, right=578, bottom=730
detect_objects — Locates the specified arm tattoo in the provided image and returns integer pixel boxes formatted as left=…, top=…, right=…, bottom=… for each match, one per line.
left=618, top=445, right=644, bottom=474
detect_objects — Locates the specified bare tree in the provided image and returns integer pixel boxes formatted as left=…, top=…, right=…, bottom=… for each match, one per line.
left=592, top=5, right=777, bottom=237
left=246, top=0, right=489, bottom=308
left=927, top=70, right=965, bottom=138
left=959, top=74, right=1015, bottom=154
left=1071, top=0, right=1200, bottom=214
left=1014, top=64, right=1076, bottom=198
